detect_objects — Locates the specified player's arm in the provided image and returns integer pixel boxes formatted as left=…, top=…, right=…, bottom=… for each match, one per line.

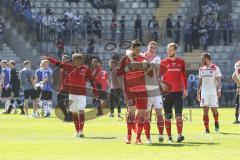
left=232, top=72, right=240, bottom=85
left=85, top=68, right=99, bottom=97
left=47, top=57, right=72, bottom=70
left=181, top=61, right=188, bottom=98
left=216, top=76, right=222, bottom=98
left=116, top=56, right=128, bottom=76
left=197, top=78, right=202, bottom=102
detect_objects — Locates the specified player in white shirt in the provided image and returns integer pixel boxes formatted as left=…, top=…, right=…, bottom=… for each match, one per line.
left=143, top=41, right=164, bottom=143
left=232, top=60, right=240, bottom=124
left=197, top=53, right=222, bottom=133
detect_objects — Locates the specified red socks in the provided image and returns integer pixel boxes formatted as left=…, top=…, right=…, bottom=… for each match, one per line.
left=72, top=114, right=80, bottom=132
left=79, top=112, right=85, bottom=132
left=165, top=119, right=172, bottom=137
left=213, top=112, right=219, bottom=123
left=157, top=115, right=164, bottom=135
left=143, top=121, right=150, bottom=139
left=127, top=113, right=135, bottom=136
left=136, top=114, right=144, bottom=139
left=203, top=114, right=209, bottom=129
left=176, top=116, right=183, bottom=135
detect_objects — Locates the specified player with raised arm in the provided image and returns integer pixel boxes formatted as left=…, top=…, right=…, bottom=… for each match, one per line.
left=160, top=43, right=188, bottom=143
left=197, top=53, right=222, bottom=133
left=232, top=60, right=240, bottom=124
left=116, top=40, right=152, bottom=144
left=47, top=54, right=94, bottom=137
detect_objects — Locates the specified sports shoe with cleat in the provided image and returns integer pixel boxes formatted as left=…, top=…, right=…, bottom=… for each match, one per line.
left=158, top=135, right=164, bottom=143
left=177, top=135, right=185, bottom=143
left=135, top=138, right=143, bottom=145
left=168, top=137, right=173, bottom=143
left=205, top=128, right=210, bottom=134
left=215, top=122, right=220, bottom=133
left=233, top=121, right=239, bottom=124
left=43, top=112, right=51, bottom=118
left=79, top=131, right=84, bottom=138
left=146, top=138, right=152, bottom=145
left=73, top=132, right=80, bottom=138
left=109, top=113, right=114, bottom=117
left=125, top=135, right=131, bottom=144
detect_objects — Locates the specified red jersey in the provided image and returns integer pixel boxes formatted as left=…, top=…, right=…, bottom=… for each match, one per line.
left=116, top=55, right=148, bottom=98
left=160, top=57, right=187, bottom=92
left=47, top=57, right=93, bottom=95
left=95, top=70, right=108, bottom=91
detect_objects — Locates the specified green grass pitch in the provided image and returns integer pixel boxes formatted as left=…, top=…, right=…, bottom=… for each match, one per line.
left=0, top=108, right=239, bottom=160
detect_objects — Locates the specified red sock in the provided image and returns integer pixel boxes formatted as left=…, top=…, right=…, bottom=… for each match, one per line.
left=144, top=121, right=150, bottom=139
left=165, top=119, right=172, bottom=137
left=213, top=112, right=219, bottom=123
left=157, top=115, right=164, bottom=135
left=72, top=114, right=80, bottom=132
left=203, top=114, right=209, bottom=129
left=176, top=116, right=183, bottom=135
left=127, top=113, right=135, bottom=135
left=136, top=114, right=144, bottom=139
left=79, top=112, right=85, bottom=132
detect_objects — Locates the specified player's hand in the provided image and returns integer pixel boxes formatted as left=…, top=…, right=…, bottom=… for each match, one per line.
left=217, top=90, right=221, bottom=98
left=182, top=89, right=188, bottom=98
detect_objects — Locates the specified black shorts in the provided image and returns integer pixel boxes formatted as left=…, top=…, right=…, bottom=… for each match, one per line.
left=96, top=84, right=107, bottom=100
left=11, top=87, right=20, bottom=98
left=57, top=92, right=69, bottom=108
left=24, top=89, right=38, bottom=100
left=41, top=90, right=52, bottom=100
left=163, top=92, right=183, bottom=117
left=36, top=87, right=42, bottom=98
left=1, top=88, right=11, bottom=98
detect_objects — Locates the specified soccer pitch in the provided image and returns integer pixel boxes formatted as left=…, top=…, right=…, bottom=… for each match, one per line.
left=0, top=108, right=239, bottom=160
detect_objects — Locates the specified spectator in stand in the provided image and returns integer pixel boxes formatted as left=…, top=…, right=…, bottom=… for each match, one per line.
left=0, top=18, right=4, bottom=51
left=199, top=16, right=209, bottom=50
left=183, top=24, right=192, bottom=53
left=166, top=13, right=173, bottom=43
left=111, top=15, right=117, bottom=42
left=73, top=11, right=82, bottom=38
left=64, top=8, right=74, bottom=19
left=174, top=15, right=182, bottom=44
left=191, top=15, right=200, bottom=49
left=213, top=17, right=221, bottom=45
left=23, top=5, right=33, bottom=31
left=119, top=16, right=125, bottom=41
left=34, top=11, right=43, bottom=41
left=93, top=16, right=102, bottom=41
left=14, top=0, right=22, bottom=18
left=56, top=38, right=64, bottom=59
left=87, top=36, right=95, bottom=54
left=82, top=11, right=93, bottom=37
left=134, top=15, right=143, bottom=44
left=222, top=16, right=233, bottom=45
left=148, top=16, right=159, bottom=42
left=21, top=0, right=30, bottom=9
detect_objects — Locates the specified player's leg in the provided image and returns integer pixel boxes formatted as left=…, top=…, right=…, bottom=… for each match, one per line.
left=109, top=89, right=116, bottom=117
left=77, top=95, right=87, bottom=137
left=78, top=110, right=85, bottom=137
left=203, top=106, right=210, bottom=133
left=210, top=95, right=220, bottom=132
left=211, top=107, right=219, bottom=132
left=116, top=89, right=122, bottom=117
left=72, top=111, right=80, bottom=137
left=125, top=104, right=135, bottom=144
left=23, top=90, right=29, bottom=116
left=135, top=109, right=145, bottom=145
left=200, top=94, right=210, bottom=133
left=43, top=91, right=52, bottom=118
left=163, top=93, right=174, bottom=143
left=153, top=95, right=164, bottom=143
left=174, top=92, right=184, bottom=143
left=234, top=95, right=239, bottom=123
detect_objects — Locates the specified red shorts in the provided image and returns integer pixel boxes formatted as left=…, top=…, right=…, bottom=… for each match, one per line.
left=125, top=91, right=147, bottom=110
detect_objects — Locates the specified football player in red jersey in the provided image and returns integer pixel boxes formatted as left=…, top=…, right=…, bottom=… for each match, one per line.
left=160, top=43, right=188, bottom=143
left=47, top=54, right=94, bottom=138
left=116, top=40, right=152, bottom=144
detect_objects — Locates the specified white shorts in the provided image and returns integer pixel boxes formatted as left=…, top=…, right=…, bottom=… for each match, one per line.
left=69, top=94, right=86, bottom=112
left=200, top=94, right=219, bottom=108
left=147, top=95, right=163, bottom=111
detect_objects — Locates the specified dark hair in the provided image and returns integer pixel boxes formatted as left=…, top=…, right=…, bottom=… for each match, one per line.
left=9, top=60, right=16, bottom=66
left=23, top=61, right=31, bottom=66
left=201, top=52, right=211, bottom=60
left=131, top=40, right=141, bottom=49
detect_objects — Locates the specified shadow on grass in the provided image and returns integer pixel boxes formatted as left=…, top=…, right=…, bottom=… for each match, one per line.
left=213, top=132, right=240, bottom=136
left=150, top=142, right=220, bottom=147
left=83, top=136, right=117, bottom=140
